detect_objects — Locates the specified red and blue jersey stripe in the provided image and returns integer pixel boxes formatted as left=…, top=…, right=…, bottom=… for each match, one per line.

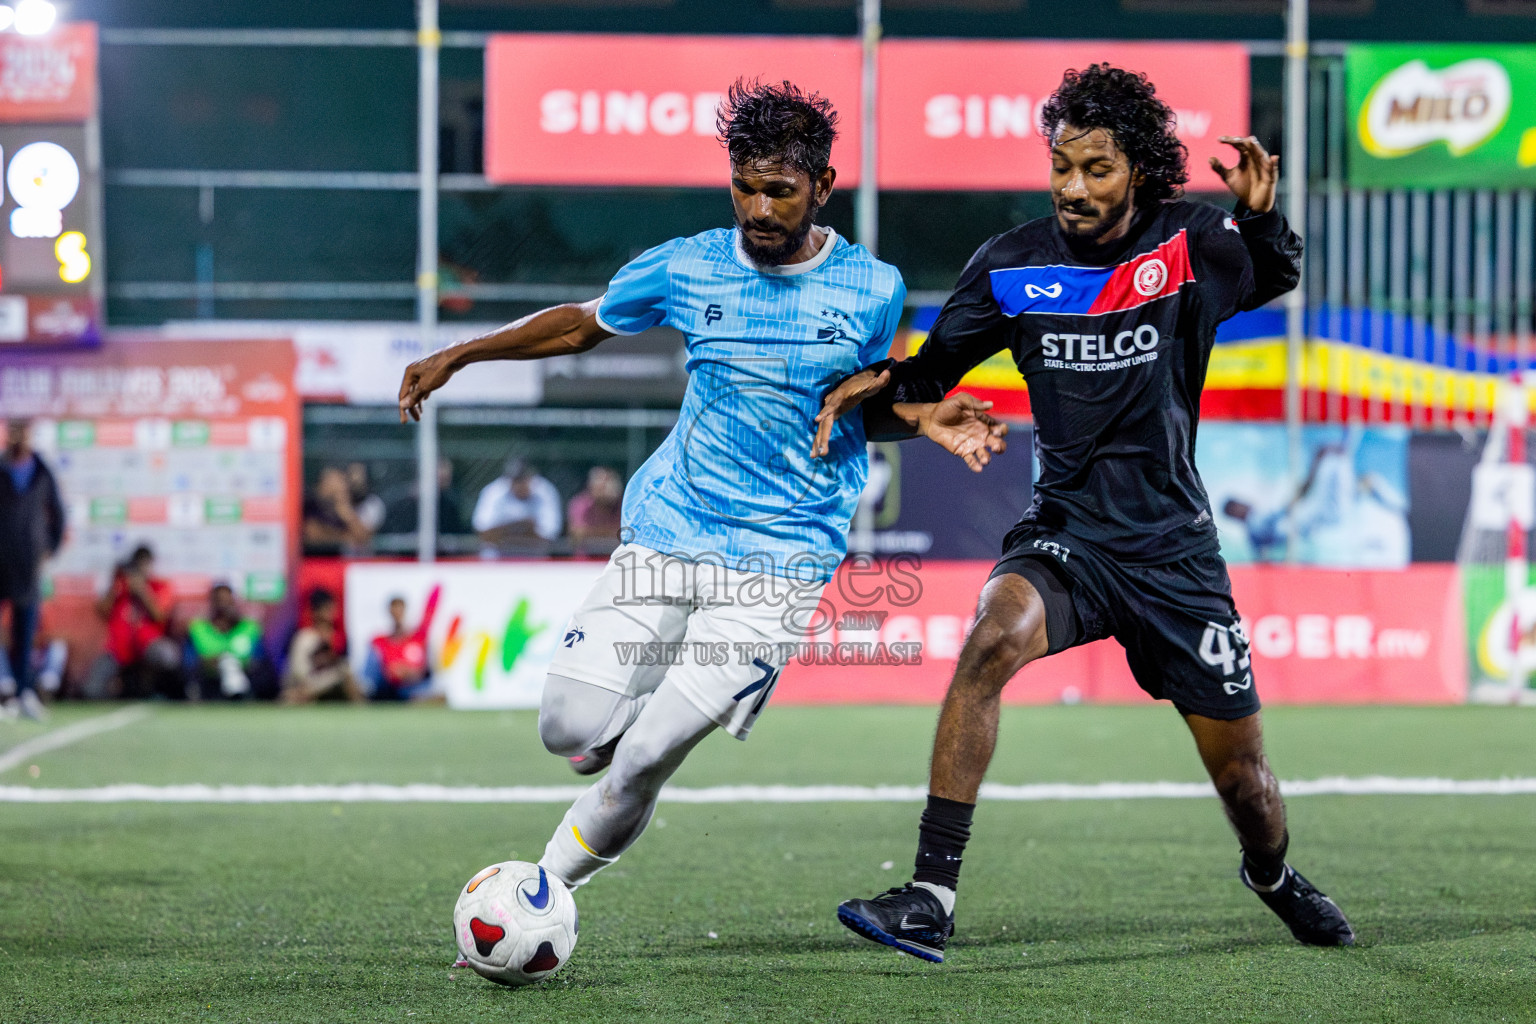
left=989, top=230, right=1195, bottom=317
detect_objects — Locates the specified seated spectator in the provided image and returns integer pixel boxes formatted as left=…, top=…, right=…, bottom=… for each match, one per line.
left=282, top=588, right=364, bottom=704
left=186, top=583, right=273, bottom=700
left=568, top=466, right=624, bottom=555
left=472, top=458, right=562, bottom=556
left=302, top=465, right=375, bottom=556
left=90, top=545, right=179, bottom=699
left=380, top=459, right=468, bottom=538
left=364, top=590, right=441, bottom=701
left=345, top=462, right=386, bottom=535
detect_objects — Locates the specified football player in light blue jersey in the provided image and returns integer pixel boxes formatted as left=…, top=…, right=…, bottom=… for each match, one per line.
left=399, top=81, right=1006, bottom=899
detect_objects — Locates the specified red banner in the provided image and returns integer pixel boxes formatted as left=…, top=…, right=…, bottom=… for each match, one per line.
left=778, top=562, right=1465, bottom=706
left=485, top=33, right=862, bottom=187
left=0, top=22, right=97, bottom=123
left=878, top=39, right=1249, bottom=191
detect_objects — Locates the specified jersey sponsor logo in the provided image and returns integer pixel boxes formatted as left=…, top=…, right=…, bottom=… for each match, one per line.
left=562, top=625, right=586, bottom=648
left=1039, top=324, right=1161, bottom=371
left=988, top=229, right=1194, bottom=317
left=704, top=302, right=723, bottom=325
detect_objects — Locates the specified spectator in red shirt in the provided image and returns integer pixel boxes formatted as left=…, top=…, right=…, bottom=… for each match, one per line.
left=364, top=588, right=441, bottom=701
left=93, top=545, right=179, bottom=698
left=567, top=466, right=624, bottom=556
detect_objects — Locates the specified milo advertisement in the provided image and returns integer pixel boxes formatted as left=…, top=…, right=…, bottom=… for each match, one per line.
left=1347, top=44, right=1536, bottom=189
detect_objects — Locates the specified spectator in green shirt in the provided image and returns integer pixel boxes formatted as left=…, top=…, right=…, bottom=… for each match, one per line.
left=186, top=583, right=271, bottom=700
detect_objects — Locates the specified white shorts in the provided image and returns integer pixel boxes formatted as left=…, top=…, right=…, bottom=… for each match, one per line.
left=548, top=544, right=828, bottom=740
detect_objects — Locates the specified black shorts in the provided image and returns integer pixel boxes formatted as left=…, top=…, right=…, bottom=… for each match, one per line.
left=990, top=524, right=1260, bottom=720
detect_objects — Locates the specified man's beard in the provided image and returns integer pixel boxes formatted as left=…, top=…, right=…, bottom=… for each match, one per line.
left=736, top=203, right=818, bottom=265
left=1056, top=186, right=1133, bottom=243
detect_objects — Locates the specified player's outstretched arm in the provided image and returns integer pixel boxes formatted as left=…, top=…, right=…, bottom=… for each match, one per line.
left=397, top=298, right=613, bottom=422
left=814, top=374, right=1006, bottom=473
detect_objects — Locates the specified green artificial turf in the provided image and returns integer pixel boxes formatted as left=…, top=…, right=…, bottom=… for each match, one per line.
left=1, top=704, right=1533, bottom=1023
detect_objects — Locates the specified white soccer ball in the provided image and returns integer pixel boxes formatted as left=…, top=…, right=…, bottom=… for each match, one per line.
left=452, top=861, right=578, bottom=986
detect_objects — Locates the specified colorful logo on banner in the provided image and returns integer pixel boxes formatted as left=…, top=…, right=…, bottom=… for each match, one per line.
left=1348, top=44, right=1536, bottom=188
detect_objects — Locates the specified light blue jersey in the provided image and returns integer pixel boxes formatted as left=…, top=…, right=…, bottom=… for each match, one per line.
left=596, top=227, right=905, bottom=581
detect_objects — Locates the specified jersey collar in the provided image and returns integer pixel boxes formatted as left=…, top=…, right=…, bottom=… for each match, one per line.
left=732, top=226, right=839, bottom=277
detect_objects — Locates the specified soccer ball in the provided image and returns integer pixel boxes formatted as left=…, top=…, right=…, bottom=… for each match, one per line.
left=453, top=861, right=579, bottom=986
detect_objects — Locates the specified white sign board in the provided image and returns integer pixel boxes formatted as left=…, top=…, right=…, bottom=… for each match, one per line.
left=160, top=320, right=542, bottom=406
left=344, top=561, right=605, bottom=709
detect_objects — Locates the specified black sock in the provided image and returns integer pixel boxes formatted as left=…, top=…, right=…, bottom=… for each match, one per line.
left=913, top=794, right=975, bottom=891
left=1242, top=830, right=1290, bottom=888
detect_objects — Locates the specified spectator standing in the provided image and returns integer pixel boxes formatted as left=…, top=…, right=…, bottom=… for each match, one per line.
left=93, top=545, right=179, bottom=699
left=567, top=466, right=624, bottom=555
left=302, top=465, right=376, bottom=556
left=365, top=590, right=441, bottom=701
left=187, top=583, right=272, bottom=700
left=282, top=588, right=364, bottom=703
left=0, top=419, right=65, bottom=720
left=472, top=458, right=562, bottom=556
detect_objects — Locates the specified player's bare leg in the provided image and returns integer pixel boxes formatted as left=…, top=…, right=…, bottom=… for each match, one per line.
left=929, top=574, right=1051, bottom=803
left=1184, top=712, right=1286, bottom=856
left=1186, top=711, right=1355, bottom=946
left=838, top=573, right=1048, bottom=962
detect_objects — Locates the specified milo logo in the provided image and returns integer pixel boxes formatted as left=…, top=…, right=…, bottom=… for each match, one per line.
left=1359, top=58, right=1511, bottom=158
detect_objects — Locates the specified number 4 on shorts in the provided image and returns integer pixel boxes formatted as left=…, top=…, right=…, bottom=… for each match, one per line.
left=1200, top=621, right=1252, bottom=679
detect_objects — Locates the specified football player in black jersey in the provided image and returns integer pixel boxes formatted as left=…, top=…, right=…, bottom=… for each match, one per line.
left=815, top=64, right=1354, bottom=961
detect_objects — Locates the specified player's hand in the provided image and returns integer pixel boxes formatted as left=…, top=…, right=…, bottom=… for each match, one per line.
left=1209, top=135, right=1279, bottom=215
left=398, top=351, right=457, bottom=423
left=919, top=393, right=1008, bottom=473
left=812, top=367, right=891, bottom=458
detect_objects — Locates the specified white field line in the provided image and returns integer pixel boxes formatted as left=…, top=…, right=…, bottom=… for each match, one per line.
left=1, top=776, right=1535, bottom=804
left=0, top=707, right=151, bottom=776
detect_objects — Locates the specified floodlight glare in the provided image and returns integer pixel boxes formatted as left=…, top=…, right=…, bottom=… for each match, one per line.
left=13, top=0, right=54, bottom=35
left=0, top=7, right=15, bottom=32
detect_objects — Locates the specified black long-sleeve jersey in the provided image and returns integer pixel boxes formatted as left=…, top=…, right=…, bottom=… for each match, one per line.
left=874, top=200, right=1302, bottom=565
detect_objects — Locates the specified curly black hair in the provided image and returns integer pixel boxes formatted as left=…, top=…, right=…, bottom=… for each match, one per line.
left=1039, top=63, right=1189, bottom=206
left=717, top=78, right=839, bottom=176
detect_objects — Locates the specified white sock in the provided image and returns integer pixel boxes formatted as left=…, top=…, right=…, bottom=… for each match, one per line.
left=914, top=880, right=956, bottom=915
left=538, top=808, right=618, bottom=890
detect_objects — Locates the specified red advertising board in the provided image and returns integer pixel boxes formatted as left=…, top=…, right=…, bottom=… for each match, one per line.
left=879, top=39, right=1249, bottom=191
left=777, top=562, right=1465, bottom=706
left=485, top=34, right=863, bottom=187
left=0, top=22, right=97, bottom=122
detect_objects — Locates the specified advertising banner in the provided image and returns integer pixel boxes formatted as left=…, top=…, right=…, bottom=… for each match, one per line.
left=0, top=24, right=102, bottom=349
left=341, top=557, right=1464, bottom=710
left=160, top=320, right=543, bottom=405
left=344, top=561, right=606, bottom=709
left=879, top=39, right=1249, bottom=190
left=485, top=34, right=862, bottom=187
left=3, top=339, right=302, bottom=603
left=1196, top=422, right=1411, bottom=569
left=776, top=561, right=1465, bottom=707
left=5, top=339, right=301, bottom=677
left=1347, top=43, right=1536, bottom=188
left=0, top=22, right=96, bottom=123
